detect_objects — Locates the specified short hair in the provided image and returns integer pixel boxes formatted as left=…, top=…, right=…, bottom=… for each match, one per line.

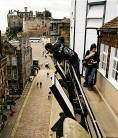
left=90, top=43, right=96, bottom=51
left=58, top=37, right=65, bottom=43
left=45, top=43, right=52, bottom=50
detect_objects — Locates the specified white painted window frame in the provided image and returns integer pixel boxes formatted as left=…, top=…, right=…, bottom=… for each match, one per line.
left=87, top=4, right=105, bottom=28
left=108, top=47, right=118, bottom=90
left=99, top=44, right=108, bottom=76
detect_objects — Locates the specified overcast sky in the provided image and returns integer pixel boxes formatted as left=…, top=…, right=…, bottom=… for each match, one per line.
left=0, top=0, right=71, bottom=33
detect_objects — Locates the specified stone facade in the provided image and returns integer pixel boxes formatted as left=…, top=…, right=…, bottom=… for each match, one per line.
left=0, top=58, right=8, bottom=97
left=7, top=7, right=52, bottom=37
left=4, top=37, right=32, bottom=94
left=7, top=7, right=33, bottom=35
left=23, top=10, right=52, bottom=37
left=49, top=18, right=70, bottom=46
left=0, top=31, right=8, bottom=97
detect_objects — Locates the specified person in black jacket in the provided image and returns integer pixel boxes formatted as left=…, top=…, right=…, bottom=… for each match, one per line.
left=45, top=40, right=81, bottom=82
left=83, top=43, right=99, bottom=90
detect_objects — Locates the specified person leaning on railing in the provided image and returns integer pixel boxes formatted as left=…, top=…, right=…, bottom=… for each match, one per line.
left=45, top=37, right=81, bottom=82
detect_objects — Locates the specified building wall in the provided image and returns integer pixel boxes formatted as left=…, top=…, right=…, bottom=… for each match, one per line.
left=23, top=17, right=51, bottom=37
left=7, top=15, right=22, bottom=29
left=96, top=71, right=118, bottom=116
left=70, top=0, right=118, bottom=73
left=5, top=44, right=19, bottom=91
left=0, top=58, right=8, bottom=97
left=104, top=0, right=118, bottom=23
left=7, top=8, right=51, bottom=37
left=4, top=39, right=32, bottom=93
left=70, top=0, right=75, bottom=50
left=50, top=19, right=70, bottom=44
left=21, top=42, right=32, bottom=88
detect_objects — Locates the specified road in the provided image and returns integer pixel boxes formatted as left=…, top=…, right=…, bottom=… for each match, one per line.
left=11, top=39, right=56, bottom=138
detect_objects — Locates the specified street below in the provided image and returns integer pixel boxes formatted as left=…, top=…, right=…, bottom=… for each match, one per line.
left=11, top=39, right=56, bottom=138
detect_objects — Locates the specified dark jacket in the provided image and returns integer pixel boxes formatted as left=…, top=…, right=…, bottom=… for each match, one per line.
left=51, top=43, right=79, bottom=65
left=85, top=50, right=100, bottom=68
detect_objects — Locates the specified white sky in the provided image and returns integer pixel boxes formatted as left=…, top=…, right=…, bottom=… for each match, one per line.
left=0, top=0, right=71, bottom=33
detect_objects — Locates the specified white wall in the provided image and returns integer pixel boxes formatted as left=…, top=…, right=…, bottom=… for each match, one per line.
left=105, top=0, right=118, bottom=23
left=70, top=0, right=75, bottom=50
left=74, top=0, right=87, bottom=57
left=85, top=29, right=97, bottom=52
left=70, top=0, right=87, bottom=73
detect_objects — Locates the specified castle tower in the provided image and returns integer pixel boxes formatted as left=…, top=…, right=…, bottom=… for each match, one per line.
left=24, top=7, right=28, bottom=12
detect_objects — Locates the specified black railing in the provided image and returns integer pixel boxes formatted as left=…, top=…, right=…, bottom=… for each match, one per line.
left=54, top=62, right=103, bottom=138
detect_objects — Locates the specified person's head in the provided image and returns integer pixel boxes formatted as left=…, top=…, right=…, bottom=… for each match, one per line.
left=90, top=43, right=96, bottom=52
left=45, top=43, right=52, bottom=53
left=58, top=37, right=65, bottom=43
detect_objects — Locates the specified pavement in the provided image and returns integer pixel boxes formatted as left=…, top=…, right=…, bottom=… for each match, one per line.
left=0, top=82, right=32, bottom=138
left=82, top=78, right=118, bottom=137
left=10, top=39, right=56, bottom=138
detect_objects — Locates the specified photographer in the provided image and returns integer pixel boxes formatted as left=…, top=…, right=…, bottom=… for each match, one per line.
left=83, top=43, right=99, bottom=90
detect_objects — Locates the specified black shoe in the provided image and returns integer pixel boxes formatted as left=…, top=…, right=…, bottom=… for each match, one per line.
left=88, top=87, right=93, bottom=91
left=83, top=83, right=88, bottom=87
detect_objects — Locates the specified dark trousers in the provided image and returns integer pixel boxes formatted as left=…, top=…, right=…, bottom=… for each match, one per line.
left=72, top=61, right=81, bottom=83
left=84, top=67, right=97, bottom=88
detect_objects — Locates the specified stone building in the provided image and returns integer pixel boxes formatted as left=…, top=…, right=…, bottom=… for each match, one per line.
left=23, top=10, right=52, bottom=37
left=96, top=17, right=118, bottom=116
left=7, top=7, right=33, bottom=37
left=49, top=18, right=70, bottom=46
left=7, top=8, right=52, bottom=37
left=0, top=31, right=8, bottom=97
left=4, top=36, right=32, bottom=94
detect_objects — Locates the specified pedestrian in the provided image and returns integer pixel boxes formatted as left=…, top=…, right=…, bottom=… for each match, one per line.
left=45, top=55, right=47, bottom=58
left=45, top=37, right=81, bottom=82
left=83, top=43, right=99, bottom=90
left=47, top=72, right=49, bottom=77
left=48, top=91, right=52, bottom=100
left=42, top=51, right=44, bottom=56
left=10, top=105, right=15, bottom=116
left=37, top=82, right=39, bottom=88
left=40, top=82, right=42, bottom=88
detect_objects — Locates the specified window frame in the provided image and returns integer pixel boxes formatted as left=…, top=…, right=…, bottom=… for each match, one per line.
left=99, top=44, right=108, bottom=76
left=108, top=47, right=118, bottom=89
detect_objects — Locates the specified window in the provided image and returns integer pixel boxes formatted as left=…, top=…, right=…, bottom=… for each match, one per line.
left=12, top=56, right=17, bottom=66
left=7, top=69, right=11, bottom=79
left=110, top=48, right=118, bottom=81
left=13, top=69, right=17, bottom=80
left=87, top=2, right=105, bottom=28
left=99, top=44, right=108, bottom=75
left=6, top=55, right=10, bottom=65
left=108, top=48, right=118, bottom=89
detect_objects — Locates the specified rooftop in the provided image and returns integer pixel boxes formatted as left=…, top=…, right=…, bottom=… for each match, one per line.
left=101, top=16, right=118, bottom=29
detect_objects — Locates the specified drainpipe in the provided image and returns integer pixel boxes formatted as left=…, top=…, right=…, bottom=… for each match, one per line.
left=94, top=29, right=101, bottom=85
left=97, top=30, right=101, bottom=56
left=82, top=0, right=88, bottom=75
left=73, top=0, right=76, bottom=51
left=102, top=0, right=107, bottom=25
